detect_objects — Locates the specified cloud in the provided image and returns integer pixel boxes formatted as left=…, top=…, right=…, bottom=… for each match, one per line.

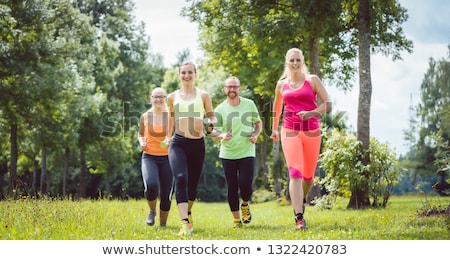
left=133, top=0, right=200, bottom=66
left=400, top=0, right=450, bottom=44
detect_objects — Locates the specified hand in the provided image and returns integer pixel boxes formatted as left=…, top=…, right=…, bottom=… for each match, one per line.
left=162, top=136, right=171, bottom=147
left=270, top=130, right=279, bottom=141
left=249, top=132, right=258, bottom=144
left=160, top=138, right=169, bottom=148
left=221, top=128, right=233, bottom=140
left=297, top=111, right=310, bottom=120
left=138, top=136, right=147, bottom=149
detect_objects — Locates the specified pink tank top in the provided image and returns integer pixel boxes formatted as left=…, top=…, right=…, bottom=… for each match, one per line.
left=282, top=80, right=320, bottom=131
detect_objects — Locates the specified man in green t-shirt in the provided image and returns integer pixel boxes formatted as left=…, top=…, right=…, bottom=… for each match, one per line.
left=209, top=76, right=262, bottom=228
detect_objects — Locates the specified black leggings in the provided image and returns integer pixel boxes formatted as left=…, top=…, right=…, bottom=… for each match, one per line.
left=141, top=154, right=173, bottom=211
left=221, top=157, right=255, bottom=211
left=169, top=134, right=205, bottom=204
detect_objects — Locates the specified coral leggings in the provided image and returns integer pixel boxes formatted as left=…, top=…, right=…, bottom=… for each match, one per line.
left=281, top=128, right=321, bottom=182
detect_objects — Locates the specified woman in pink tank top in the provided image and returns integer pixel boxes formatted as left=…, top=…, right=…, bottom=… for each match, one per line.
left=270, top=48, right=332, bottom=230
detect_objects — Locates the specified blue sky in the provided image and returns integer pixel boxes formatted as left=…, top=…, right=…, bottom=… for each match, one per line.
left=133, top=0, right=450, bottom=156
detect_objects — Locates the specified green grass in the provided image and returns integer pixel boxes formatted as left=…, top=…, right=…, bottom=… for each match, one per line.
left=1, top=195, right=449, bottom=240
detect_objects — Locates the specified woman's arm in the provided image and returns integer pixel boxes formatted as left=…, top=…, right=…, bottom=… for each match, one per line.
left=270, top=81, right=284, bottom=141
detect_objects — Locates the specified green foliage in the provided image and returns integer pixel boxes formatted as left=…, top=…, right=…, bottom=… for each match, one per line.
left=317, top=129, right=399, bottom=208
left=401, top=47, right=450, bottom=194
left=0, top=195, right=448, bottom=239
left=0, top=0, right=167, bottom=199
left=416, top=195, right=450, bottom=218
left=252, top=188, right=276, bottom=203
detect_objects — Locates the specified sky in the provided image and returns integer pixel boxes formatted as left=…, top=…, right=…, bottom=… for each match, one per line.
left=133, top=0, right=450, bottom=156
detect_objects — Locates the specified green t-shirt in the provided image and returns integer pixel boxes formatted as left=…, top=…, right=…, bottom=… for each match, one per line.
left=214, top=97, right=261, bottom=159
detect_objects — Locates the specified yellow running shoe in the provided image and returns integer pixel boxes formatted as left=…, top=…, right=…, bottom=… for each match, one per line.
left=240, top=204, right=252, bottom=224
left=233, top=219, right=243, bottom=228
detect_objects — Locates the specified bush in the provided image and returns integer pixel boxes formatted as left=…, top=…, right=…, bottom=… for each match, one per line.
left=316, top=129, right=400, bottom=209
left=252, top=188, right=276, bottom=203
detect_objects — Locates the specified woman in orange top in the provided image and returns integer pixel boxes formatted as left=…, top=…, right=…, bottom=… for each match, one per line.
left=138, top=87, right=173, bottom=227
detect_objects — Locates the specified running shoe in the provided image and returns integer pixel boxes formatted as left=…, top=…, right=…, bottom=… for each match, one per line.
left=233, top=219, right=243, bottom=228
left=295, top=217, right=308, bottom=230
left=178, top=220, right=193, bottom=236
left=146, top=210, right=156, bottom=226
left=241, top=204, right=252, bottom=224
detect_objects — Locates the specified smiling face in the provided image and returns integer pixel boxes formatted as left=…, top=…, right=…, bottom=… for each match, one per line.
left=224, top=77, right=240, bottom=99
left=150, top=87, right=167, bottom=108
left=285, top=50, right=304, bottom=73
left=178, top=62, right=197, bottom=85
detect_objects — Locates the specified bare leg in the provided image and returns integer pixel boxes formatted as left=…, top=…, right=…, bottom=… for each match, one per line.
left=232, top=210, right=240, bottom=219
left=147, top=199, right=157, bottom=211
left=159, top=210, right=169, bottom=226
left=188, top=199, right=194, bottom=213
left=178, top=202, right=188, bottom=220
left=289, top=178, right=304, bottom=214
left=303, top=181, right=314, bottom=203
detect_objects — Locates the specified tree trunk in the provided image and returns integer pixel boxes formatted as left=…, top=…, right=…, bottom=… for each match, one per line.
left=106, top=165, right=113, bottom=198
left=63, top=147, right=70, bottom=198
left=40, top=149, right=48, bottom=195
left=79, top=147, right=87, bottom=199
left=32, top=157, right=38, bottom=197
left=308, top=37, right=321, bottom=77
left=349, top=0, right=372, bottom=209
left=1, top=162, right=8, bottom=200
left=9, top=123, right=18, bottom=199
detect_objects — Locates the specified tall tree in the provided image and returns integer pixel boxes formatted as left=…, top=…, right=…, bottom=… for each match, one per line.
left=343, top=0, right=413, bottom=208
left=414, top=47, right=450, bottom=179
left=354, top=0, right=372, bottom=208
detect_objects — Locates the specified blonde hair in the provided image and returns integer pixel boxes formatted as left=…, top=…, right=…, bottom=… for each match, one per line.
left=149, top=87, right=168, bottom=111
left=278, top=48, right=309, bottom=81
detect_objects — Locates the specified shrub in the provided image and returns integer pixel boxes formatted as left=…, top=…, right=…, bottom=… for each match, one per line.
left=316, top=129, right=399, bottom=209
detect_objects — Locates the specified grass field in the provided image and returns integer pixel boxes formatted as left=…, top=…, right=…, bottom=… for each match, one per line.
left=1, top=195, right=449, bottom=240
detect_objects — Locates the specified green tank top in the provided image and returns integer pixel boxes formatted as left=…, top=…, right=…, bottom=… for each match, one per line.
left=173, top=88, right=205, bottom=120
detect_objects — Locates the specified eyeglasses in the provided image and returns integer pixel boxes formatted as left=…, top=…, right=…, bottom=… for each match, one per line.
left=225, top=85, right=240, bottom=89
left=152, top=95, right=166, bottom=99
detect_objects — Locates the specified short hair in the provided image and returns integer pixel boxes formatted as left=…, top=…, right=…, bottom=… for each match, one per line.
left=224, top=76, right=240, bottom=87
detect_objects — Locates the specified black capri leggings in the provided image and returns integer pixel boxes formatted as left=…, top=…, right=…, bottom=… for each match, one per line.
left=141, top=154, right=173, bottom=211
left=221, top=157, right=255, bottom=212
left=168, top=134, right=205, bottom=204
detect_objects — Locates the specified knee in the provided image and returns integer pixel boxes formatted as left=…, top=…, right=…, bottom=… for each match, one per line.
left=147, top=182, right=158, bottom=192
left=175, top=173, right=187, bottom=186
